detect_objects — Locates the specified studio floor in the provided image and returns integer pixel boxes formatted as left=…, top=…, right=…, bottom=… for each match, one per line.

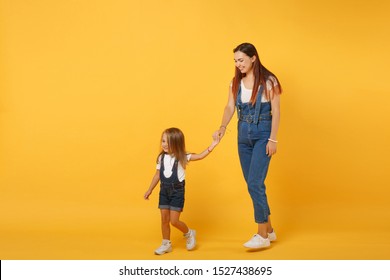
left=2, top=203, right=389, bottom=260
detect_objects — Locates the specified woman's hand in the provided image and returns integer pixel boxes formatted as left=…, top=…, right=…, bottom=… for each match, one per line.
left=266, top=141, right=277, bottom=157
left=213, top=127, right=226, bottom=141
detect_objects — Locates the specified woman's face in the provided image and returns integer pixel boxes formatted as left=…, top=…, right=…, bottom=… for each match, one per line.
left=234, top=51, right=256, bottom=74
left=161, top=133, right=169, bottom=153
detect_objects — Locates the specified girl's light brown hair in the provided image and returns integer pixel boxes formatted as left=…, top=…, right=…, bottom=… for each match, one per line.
left=157, top=127, right=188, bottom=168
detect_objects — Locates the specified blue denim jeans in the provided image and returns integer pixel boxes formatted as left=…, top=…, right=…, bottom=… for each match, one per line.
left=236, top=85, right=272, bottom=223
left=238, top=117, right=272, bottom=223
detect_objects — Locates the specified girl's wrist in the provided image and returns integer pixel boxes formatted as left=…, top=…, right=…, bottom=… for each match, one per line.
left=268, top=138, right=278, bottom=143
left=219, top=125, right=226, bottom=130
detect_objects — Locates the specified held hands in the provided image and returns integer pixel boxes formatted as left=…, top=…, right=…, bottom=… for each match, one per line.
left=208, top=135, right=220, bottom=152
left=212, top=126, right=226, bottom=142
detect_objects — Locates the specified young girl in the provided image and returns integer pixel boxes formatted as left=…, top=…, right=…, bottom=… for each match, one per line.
left=144, top=127, right=219, bottom=255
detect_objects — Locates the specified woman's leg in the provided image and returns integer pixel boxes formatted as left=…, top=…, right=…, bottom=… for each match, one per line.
left=238, top=142, right=253, bottom=183
left=266, top=216, right=273, bottom=233
left=239, top=139, right=272, bottom=237
left=248, top=138, right=272, bottom=236
left=257, top=218, right=273, bottom=237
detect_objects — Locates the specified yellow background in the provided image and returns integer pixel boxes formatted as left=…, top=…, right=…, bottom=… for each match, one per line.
left=1, top=0, right=390, bottom=259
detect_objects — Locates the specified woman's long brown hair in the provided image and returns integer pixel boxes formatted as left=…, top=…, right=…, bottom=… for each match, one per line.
left=232, top=42, right=282, bottom=104
left=157, top=127, right=188, bottom=168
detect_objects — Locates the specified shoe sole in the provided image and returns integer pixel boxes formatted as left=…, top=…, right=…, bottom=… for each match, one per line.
left=243, top=240, right=271, bottom=249
left=243, top=243, right=271, bottom=249
left=154, top=247, right=172, bottom=255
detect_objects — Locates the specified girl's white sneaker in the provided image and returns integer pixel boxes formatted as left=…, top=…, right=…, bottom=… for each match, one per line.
left=185, top=229, right=196, bottom=250
left=154, top=240, right=172, bottom=255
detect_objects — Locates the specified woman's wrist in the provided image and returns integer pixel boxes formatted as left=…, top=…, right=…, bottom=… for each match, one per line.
left=219, top=125, right=227, bottom=130
left=268, top=138, right=278, bottom=143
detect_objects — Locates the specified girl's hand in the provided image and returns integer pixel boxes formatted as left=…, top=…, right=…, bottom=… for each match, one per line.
left=209, top=136, right=220, bottom=150
left=213, top=127, right=225, bottom=141
left=144, top=189, right=152, bottom=200
left=266, top=141, right=277, bottom=157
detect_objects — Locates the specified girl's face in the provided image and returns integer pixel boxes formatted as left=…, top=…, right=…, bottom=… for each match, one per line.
left=234, top=51, right=256, bottom=74
left=161, top=133, right=169, bottom=153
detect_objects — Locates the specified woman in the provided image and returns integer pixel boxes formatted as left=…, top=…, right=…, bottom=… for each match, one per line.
left=214, top=42, right=282, bottom=249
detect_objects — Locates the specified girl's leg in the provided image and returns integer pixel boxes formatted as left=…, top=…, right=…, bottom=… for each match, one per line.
left=169, top=210, right=189, bottom=234
left=160, top=209, right=171, bottom=240
left=154, top=209, right=173, bottom=255
left=170, top=210, right=196, bottom=250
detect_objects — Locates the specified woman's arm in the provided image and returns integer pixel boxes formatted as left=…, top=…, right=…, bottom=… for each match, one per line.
left=213, top=84, right=236, bottom=140
left=144, top=170, right=160, bottom=200
left=266, top=87, right=281, bottom=157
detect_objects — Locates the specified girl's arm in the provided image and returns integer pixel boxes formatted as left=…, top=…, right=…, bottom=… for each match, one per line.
left=266, top=87, right=281, bottom=157
left=189, top=137, right=219, bottom=161
left=213, top=84, right=236, bottom=140
left=144, top=170, right=160, bottom=200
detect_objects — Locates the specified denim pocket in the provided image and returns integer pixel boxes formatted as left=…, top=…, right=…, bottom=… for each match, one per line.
left=258, top=120, right=272, bottom=132
left=237, top=121, right=249, bottom=140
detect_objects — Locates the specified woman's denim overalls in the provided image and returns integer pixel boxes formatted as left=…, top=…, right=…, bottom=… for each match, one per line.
left=236, top=85, right=272, bottom=223
left=158, top=153, right=185, bottom=212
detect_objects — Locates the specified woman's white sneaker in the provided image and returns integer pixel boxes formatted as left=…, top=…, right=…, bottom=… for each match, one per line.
left=243, top=234, right=270, bottom=249
left=268, top=230, right=277, bottom=242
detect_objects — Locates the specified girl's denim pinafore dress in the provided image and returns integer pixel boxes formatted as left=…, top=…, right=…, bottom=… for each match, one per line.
left=158, top=153, right=185, bottom=212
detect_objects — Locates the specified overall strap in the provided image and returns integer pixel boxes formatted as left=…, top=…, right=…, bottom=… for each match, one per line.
left=160, top=153, right=166, bottom=174
left=172, top=159, right=179, bottom=181
left=236, top=84, right=242, bottom=119
left=253, top=85, right=264, bottom=124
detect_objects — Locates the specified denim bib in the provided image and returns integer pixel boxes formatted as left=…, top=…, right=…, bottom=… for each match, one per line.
left=160, top=153, right=184, bottom=187
left=236, top=84, right=272, bottom=123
